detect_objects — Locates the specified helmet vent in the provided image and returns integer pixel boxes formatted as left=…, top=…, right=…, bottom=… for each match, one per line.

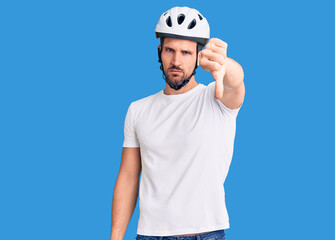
left=163, top=11, right=168, bottom=16
left=198, top=14, right=203, bottom=20
left=177, top=14, right=185, bottom=25
left=166, top=16, right=172, bottom=27
left=187, top=19, right=197, bottom=29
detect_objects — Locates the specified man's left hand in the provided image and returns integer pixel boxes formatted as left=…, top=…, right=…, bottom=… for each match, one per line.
left=199, top=38, right=228, bottom=99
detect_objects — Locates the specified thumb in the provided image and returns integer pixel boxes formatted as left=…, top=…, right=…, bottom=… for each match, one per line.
left=215, top=78, right=224, bottom=100
left=197, top=51, right=202, bottom=66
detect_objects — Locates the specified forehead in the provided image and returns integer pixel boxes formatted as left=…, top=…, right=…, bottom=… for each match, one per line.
left=163, top=37, right=197, bottom=50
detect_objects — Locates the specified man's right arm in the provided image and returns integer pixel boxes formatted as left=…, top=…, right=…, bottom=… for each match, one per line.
left=110, top=147, right=141, bottom=240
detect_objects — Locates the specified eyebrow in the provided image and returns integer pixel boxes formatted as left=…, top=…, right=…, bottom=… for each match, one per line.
left=164, top=46, right=194, bottom=53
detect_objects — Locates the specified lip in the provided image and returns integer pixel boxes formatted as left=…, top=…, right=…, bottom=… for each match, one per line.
left=169, top=69, right=182, bottom=73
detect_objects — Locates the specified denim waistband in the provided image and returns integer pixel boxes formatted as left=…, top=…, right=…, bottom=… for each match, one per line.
left=135, top=229, right=225, bottom=240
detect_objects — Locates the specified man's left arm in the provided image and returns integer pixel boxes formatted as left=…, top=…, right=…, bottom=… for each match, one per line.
left=199, top=38, right=245, bottom=110
left=220, top=57, right=245, bottom=109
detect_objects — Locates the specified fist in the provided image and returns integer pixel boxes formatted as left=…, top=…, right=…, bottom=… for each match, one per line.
left=199, top=38, right=228, bottom=99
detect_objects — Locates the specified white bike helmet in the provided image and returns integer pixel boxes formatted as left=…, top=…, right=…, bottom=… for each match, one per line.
left=155, top=6, right=210, bottom=45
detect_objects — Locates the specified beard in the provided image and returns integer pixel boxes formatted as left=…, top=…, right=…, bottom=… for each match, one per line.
left=163, top=66, right=193, bottom=91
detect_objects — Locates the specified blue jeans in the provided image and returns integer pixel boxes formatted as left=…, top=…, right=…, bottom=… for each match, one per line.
left=135, top=229, right=226, bottom=240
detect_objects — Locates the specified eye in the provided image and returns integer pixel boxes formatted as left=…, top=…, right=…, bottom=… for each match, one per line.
left=183, top=51, right=191, bottom=55
left=166, top=48, right=174, bottom=52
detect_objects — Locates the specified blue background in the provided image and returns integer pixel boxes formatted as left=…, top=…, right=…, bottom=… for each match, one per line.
left=1, top=0, right=334, bottom=239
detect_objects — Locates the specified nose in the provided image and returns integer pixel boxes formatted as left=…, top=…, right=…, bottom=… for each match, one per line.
left=171, top=52, right=182, bottom=67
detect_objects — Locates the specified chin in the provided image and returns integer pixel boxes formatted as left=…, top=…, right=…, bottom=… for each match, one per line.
left=169, top=73, right=183, bottom=80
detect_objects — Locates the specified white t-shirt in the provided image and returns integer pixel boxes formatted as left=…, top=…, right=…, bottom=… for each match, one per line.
left=123, top=81, right=242, bottom=236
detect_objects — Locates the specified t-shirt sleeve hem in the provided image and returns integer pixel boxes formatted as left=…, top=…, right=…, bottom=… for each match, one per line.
left=215, top=98, right=243, bottom=117
left=123, top=142, right=140, bottom=148
left=208, top=81, right=243, bottom=118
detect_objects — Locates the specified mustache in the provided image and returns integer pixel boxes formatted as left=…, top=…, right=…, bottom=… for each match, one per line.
left=168, top=66, right=183, bottom=71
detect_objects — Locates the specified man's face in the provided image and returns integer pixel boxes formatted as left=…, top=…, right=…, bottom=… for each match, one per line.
left=159, top=38, right=197, bottom=89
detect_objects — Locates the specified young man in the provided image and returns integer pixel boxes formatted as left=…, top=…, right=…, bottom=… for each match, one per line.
left=111, top=6, right=245, bottom=240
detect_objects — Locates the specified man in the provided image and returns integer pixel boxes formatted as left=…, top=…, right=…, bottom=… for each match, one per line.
left=111, top=6, right=245, bottom=240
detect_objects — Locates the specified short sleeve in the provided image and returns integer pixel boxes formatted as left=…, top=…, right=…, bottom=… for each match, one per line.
left=123, top=103, right=140, bottom=147
left=208, top=81, right=243, bottom=118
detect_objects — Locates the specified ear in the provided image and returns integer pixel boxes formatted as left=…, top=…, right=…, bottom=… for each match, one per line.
left=158, top=45, right=162, bottom=63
